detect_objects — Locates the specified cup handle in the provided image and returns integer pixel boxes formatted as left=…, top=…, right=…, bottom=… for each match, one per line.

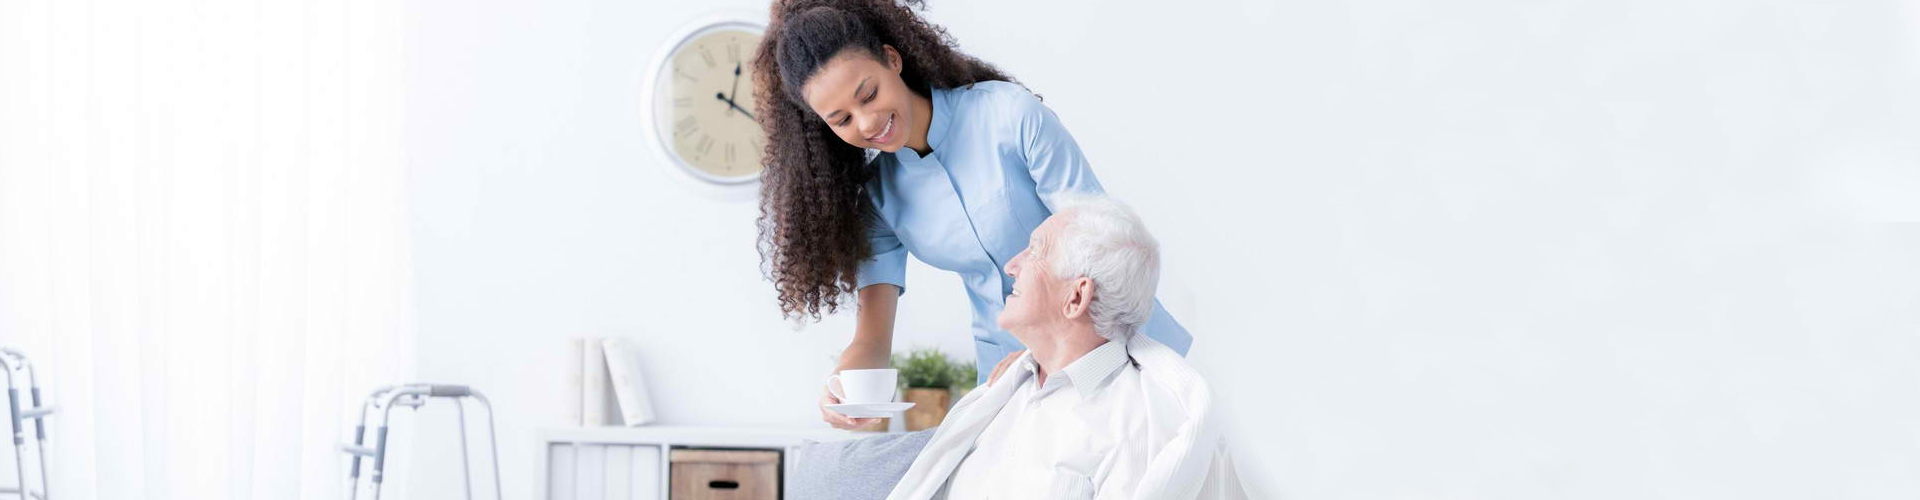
left=826, top=374, right=846, bottom=402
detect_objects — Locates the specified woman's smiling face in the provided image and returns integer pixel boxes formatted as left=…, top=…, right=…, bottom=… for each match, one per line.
left=800, top=46, right=921, bottom=153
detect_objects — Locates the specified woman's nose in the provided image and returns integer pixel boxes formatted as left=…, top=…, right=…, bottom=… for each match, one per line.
left=857, top=113, right=884, bottom=137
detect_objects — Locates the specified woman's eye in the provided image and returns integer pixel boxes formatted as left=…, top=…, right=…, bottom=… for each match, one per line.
left=862, top=90, right=876, bottom=103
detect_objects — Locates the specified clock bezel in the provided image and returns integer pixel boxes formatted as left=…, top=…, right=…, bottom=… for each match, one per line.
left=644, top=14, right=769, bottom=186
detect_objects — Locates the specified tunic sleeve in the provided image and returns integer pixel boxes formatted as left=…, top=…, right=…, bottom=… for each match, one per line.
left=855, top=213, right=908, bottom=295
left=1014, top=92, right=1107, bottom=211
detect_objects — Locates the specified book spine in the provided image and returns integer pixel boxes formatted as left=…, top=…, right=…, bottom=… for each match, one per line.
left=582, top=336, right=609, bottom=426
left=603, top=337, right=657, bottom=426
left=565, top=338, right=583, bottom=426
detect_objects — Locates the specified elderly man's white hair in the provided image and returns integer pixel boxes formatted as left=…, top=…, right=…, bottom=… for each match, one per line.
left=1044, top=194, right=1161, bottom=341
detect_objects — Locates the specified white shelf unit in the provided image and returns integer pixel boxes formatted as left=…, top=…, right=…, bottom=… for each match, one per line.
left=537, top=425, right=878, bottom=500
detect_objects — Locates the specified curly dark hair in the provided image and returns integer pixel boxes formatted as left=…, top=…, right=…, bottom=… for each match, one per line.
left=754, top=0, right=1022, bottom=320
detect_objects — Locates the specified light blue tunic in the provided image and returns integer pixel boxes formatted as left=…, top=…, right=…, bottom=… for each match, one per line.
left=854, top=81, right=1193, bottom=383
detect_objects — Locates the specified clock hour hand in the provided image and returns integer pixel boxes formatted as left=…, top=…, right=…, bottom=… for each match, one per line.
left=727, top=63, right=741, bottom=115
left=715, top=92, right=756, bottom=121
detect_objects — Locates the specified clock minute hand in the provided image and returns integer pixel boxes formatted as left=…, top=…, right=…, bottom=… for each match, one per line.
left=715, top=92, right=756, bottom=121
left=725, top=99, right=757, bottom=121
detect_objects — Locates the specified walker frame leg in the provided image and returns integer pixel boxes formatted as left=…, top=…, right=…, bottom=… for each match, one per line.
left=341, top=384, right=501, bottom=500
left=2, top=348, right=56, bottom=500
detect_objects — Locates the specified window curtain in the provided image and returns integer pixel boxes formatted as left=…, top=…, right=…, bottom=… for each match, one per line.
left=0, top=0, right=416, bottom=498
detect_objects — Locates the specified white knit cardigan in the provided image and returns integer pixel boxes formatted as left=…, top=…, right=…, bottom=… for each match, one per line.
left=886, top=333, right=1248, bottom=500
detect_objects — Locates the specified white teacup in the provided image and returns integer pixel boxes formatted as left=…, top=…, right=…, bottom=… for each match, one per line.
left=828, top=368, right=898, bottom=404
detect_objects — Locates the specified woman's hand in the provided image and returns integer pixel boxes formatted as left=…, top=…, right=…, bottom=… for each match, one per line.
left=986, top=349, right=1027, bottom=386
left=820, top=284, right=897, bottom=430
left=819, top=379, right=883, bottom=430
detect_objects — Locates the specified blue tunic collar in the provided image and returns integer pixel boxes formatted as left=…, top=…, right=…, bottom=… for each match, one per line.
left=893, top=86, right=952, bottom=162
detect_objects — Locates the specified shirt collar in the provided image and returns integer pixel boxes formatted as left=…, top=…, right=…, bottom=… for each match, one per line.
left=1022, top=339, right=1130, bottom=400
left=925, top=86, right=953, bottom=153
left=892, top=86, right=952, bottom=163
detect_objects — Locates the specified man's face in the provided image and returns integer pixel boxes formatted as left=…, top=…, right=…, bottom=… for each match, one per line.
left=997, top=215, right=1067, bottom=340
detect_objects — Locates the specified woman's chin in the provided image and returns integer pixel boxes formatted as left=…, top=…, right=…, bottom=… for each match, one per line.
left=867, top=137, right=907, bottom=153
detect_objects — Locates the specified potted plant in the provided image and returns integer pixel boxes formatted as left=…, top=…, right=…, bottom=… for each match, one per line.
left=891, top=347, right=977, bottom=431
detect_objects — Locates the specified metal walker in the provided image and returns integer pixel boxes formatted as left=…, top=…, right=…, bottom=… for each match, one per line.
left=340, top=384, right=501, bottom=500
left=1, top=348, right=56, bottom=500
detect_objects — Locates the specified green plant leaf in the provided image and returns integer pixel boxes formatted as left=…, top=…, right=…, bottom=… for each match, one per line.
left=893, top=346, right=968, bottom=389
left=952, top=362, right=978, bottom=391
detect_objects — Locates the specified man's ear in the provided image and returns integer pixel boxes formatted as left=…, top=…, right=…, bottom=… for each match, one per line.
left=1061, top=277, right=1094, bottom=320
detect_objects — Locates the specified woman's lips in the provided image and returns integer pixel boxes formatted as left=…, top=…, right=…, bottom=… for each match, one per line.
left=867, top=112, right=895, bottom=144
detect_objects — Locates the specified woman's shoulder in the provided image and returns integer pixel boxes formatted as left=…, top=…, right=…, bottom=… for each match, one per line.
left=945, top=80, right=1028, bottom=97
left=941, top=80, right=1043, bottom=113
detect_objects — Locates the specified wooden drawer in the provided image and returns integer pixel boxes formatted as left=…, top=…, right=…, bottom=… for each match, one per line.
left=669, top=449, right=780, bottom=500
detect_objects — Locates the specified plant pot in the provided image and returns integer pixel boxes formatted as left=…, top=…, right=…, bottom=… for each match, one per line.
left=902, top=387, right=952, bottom=431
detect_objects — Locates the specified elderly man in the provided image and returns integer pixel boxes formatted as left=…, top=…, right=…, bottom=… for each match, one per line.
left=886, top=195, right=1243, bottom=500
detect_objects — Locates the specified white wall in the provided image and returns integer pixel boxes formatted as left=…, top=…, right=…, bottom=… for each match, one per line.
left=401, top=0, right=977, bottom=497
left=403, top=0, right=1920, bottom=499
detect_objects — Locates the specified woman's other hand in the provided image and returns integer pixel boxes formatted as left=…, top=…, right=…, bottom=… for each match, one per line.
left=986, top=349, right=1027, bottom=386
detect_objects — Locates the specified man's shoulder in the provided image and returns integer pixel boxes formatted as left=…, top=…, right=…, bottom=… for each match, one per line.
left=1124, top=335, right=1214, bottom=417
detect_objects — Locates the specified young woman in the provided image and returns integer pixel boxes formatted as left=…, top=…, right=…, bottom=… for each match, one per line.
left=752, top=0, right=1192, bottom=429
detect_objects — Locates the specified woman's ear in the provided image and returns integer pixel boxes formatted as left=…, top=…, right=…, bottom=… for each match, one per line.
left=881, top=44, right=903, bottom=74
left=1061, top=278, right=1094, bottom=320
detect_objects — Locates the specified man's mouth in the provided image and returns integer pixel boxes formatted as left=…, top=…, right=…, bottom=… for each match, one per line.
left=867, top=113, right=895, bottom=144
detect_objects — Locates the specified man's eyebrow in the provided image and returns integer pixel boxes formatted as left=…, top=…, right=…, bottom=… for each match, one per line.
left=823, top=76, right=871, bottom=122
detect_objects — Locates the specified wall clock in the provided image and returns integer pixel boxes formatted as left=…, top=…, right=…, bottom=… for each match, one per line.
left=645, top=15, right=768, bottom=185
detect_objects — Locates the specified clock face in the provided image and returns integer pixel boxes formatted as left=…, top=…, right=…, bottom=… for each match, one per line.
left=653, top=26, right=766, bottom=184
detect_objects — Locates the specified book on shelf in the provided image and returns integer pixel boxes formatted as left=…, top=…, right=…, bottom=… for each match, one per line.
left=582, top=336, right=611, bottom=426
left=565, top=338, right=584, bottom=426
left=601, top=337, right=657, bottom=426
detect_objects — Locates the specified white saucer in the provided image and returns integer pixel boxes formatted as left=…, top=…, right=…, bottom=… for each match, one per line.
left=827, top=402, right=915, bottom=418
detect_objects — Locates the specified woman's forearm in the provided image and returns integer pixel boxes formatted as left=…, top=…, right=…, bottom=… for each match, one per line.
left=836, top=284, right=900, bottom=370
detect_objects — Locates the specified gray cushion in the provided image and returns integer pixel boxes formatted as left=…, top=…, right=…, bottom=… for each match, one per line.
left=789, top=429, right=936, bottom=500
